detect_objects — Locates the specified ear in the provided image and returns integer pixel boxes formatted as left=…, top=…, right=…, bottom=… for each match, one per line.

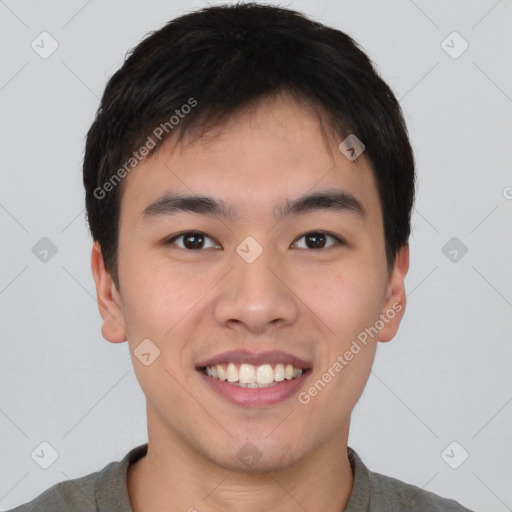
left=378, top=244, right=409, bottom=343
left=90, top=241, right=127, bottom=343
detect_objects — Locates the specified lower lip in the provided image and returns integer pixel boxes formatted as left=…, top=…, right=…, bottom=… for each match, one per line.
left=198, top=370, right=310, bottom=408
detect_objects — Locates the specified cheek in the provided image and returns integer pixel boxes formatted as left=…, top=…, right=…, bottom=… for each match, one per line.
left=300, top=264, right=385, bottom=340
left=297, top=264, right=383, bottom=404
left=120, top=251, right=205, bottom=330
left=120, top=265, right=199, bottom=401
left=296, top=271, right=381, bottom=424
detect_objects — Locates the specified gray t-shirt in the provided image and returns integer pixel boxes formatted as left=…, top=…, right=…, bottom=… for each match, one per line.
left=8, top=443, right=474, bottom=511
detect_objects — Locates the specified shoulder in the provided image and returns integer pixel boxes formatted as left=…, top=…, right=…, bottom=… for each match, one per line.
left=368, top=469, right=473, bottom=511
left=6, top=444, right=147, bottom=512
left=347, top=447, right=474, bottom=512
left=6, top=470, right=101, bottom=512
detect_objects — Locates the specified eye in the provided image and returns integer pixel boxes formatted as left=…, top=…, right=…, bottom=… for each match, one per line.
left=165, top=230, right=343, bottom=251
left=292, top=231, right=343, bottom=250
left=166, top=231, right=220, bottom=250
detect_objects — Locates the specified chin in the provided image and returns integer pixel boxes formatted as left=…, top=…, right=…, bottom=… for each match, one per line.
left=218, top=451, right=304, bottom=474
left=201, top=437, right=307, bottom=474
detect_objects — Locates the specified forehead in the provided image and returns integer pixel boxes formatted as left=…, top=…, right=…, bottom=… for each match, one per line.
left=119, top=95, right=382, bottom=226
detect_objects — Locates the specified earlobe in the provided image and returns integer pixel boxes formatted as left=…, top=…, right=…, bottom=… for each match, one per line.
left=90, top=242, right=127, bottom=343
left=378, top=244, right=409, bottom=343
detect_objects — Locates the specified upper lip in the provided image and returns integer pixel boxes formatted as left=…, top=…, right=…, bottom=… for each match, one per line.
left=196, top=350, right=312, bottom=370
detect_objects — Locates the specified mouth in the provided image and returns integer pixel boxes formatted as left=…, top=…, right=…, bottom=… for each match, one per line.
left=200, top=362, right=307, bottom=388
left=196, top=350, right=312, bottom=407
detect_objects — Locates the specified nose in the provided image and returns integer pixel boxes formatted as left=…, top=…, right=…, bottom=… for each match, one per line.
left=213, top=246, right=300, bottom=335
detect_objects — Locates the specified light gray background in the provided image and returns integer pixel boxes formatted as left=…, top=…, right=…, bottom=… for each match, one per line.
left=1, top=0, right=511, bottom=510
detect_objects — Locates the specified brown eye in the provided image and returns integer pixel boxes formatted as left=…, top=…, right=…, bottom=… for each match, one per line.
left=293, top=231, right=342, bottom=250
left=167, top=231, right=220, bottom=250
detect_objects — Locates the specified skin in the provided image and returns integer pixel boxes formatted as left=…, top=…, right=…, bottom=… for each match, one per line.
left=91, top=93, right=409, bottom=512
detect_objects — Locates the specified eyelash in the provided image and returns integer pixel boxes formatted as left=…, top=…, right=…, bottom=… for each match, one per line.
left=165, top=231, right=344, bottom=251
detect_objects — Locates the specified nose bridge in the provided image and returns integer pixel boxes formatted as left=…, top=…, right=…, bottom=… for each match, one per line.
left=213, top=240, right=299, bottom=332
left=233, top=242, right=279, bottom=296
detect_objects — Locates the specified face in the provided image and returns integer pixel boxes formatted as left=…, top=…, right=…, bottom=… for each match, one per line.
left=92, top=94, right=408, bottom=472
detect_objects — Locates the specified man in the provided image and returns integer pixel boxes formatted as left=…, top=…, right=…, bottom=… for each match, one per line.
left=10, top=3, right=473, bottom=511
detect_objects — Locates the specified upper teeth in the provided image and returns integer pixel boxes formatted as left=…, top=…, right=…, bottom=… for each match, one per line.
left=204, top=363, right=303, bottom=386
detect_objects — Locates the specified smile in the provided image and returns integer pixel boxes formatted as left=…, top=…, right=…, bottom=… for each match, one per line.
left=202, top=362, right=304, bottom=388
left=196, top=350, right=312, bottom=407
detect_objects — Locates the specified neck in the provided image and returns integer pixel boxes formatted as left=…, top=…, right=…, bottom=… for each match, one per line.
left=128, top=411, right=354, bottom=512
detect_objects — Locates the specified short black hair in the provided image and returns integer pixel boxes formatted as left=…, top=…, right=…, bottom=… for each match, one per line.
left=83, top=2, right=415, bottom=288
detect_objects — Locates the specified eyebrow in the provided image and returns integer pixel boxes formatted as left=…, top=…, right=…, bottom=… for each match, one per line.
left=141, top=189, right=367, bottom=222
